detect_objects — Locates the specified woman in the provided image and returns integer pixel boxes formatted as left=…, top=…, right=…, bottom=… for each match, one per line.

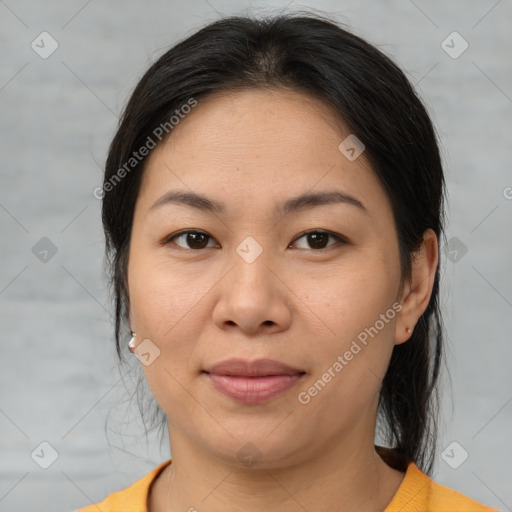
left=76, top=12, right=498, bottom=512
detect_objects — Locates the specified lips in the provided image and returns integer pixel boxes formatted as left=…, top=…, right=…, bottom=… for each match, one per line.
left=204, top=358, right=304, bottom=377
left=202, top=358, right=306, bottom=404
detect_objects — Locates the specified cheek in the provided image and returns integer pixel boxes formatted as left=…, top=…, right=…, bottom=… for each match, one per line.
left=304, top=250, right=400, bottom=340
left=295, top=290, right=399, bottom=442
left=128, top=249, right=210, bottom=339
left=127, top=253, right=208, bottom=400
left=297, top=250, right=400, bottom=397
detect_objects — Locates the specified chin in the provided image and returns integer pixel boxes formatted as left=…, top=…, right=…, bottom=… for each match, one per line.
left=198, top=429, right=307, bottom=471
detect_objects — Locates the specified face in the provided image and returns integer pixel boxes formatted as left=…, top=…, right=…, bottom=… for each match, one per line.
left=127, top=88, right=404, bottom=468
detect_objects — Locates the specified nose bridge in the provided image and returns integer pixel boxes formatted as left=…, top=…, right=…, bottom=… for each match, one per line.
left=232, top=234, right=276, bottom=291
left=221, top=231, right=292, bottom=314
left=235, top=233, right=267, bottom=265
left=211, top=227, right=294, bottom=334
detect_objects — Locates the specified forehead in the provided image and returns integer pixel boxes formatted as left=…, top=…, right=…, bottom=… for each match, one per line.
left=165, top=88, right=349, bottom=154
left=137, top=88, right=390, bottom=220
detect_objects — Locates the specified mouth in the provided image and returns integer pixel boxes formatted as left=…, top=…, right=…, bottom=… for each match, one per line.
left=202, top=358, right=306, bottom=404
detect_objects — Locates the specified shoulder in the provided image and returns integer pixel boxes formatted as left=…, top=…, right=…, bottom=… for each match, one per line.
left=386, top=461, right=499, bottom=512
left=73, top=459, right=172, bottom=512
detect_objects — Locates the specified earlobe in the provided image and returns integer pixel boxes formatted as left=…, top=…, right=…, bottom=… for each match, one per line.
left=394, top=229, right=439, bottom=345
left=128, top=333, right=136, bottom=353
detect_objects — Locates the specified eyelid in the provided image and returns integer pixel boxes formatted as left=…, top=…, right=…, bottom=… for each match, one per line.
left=163, top=229, right=348, bottom=250
left=163, top=229, right=219, bottom=249
left=289, top=229, right=348, bottom=250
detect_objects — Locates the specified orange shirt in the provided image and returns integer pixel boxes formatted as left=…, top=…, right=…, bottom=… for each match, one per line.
left=74, top=455, right=498, bottom=512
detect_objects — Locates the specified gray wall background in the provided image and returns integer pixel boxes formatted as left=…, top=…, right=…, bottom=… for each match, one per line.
left=1, top=1, right=511, bottom=511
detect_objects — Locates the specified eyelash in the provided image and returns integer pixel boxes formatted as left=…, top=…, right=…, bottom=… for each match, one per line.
left=163, top=229, right=348, bottom=252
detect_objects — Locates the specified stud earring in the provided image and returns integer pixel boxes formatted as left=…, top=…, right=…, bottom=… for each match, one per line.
left=128, top=332, right=136, bottom=353
left=406, top=327, right=412, bottom=334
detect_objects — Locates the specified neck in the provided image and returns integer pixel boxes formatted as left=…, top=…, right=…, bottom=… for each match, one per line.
left=148, top=428, right=406, bottom=512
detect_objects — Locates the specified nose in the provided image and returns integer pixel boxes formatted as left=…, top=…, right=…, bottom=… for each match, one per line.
left=211, top=249, right=292, bottom=336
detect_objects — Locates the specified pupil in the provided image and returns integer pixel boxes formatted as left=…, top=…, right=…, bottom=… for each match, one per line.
left=309, top=232, right=327, bottom=249
left=188, top=232, right=208, bottom=249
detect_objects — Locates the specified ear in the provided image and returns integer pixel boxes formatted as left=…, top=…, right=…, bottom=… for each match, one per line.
left=395, top=228, right=439, bottom=345
left=128, top=311, right=135, bottom=334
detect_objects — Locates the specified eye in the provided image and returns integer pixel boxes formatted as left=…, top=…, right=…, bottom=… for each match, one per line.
left=163, top=229, right=347, bottom=251
left=290, top=230, right=347, bottom=251
left=165, top=230, right=218, bottom=250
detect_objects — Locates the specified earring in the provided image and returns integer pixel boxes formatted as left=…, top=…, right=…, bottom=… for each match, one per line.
left=128, top=332, right=136, bottom=353
left=405, top=327, right=412, bottom=334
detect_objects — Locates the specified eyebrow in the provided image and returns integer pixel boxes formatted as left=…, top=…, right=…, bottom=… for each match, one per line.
left=148, top=189, right=367, bottom=218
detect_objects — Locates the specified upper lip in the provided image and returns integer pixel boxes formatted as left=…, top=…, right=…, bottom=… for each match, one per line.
left=203, top=358, right=305, bottom=377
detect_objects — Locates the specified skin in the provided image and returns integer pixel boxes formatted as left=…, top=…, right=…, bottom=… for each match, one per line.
left=127, top=88, right=439, bottom=512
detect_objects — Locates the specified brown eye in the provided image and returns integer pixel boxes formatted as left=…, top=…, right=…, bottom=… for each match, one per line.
left=164, top=229, right=346, bottom=251
left=292, top=230, right=346, bottom=251
left=166, top=230, right=217, bottom=250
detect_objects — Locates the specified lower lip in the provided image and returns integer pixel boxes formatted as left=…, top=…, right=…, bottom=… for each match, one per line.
left=205, top=373, right=305, bottom=404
